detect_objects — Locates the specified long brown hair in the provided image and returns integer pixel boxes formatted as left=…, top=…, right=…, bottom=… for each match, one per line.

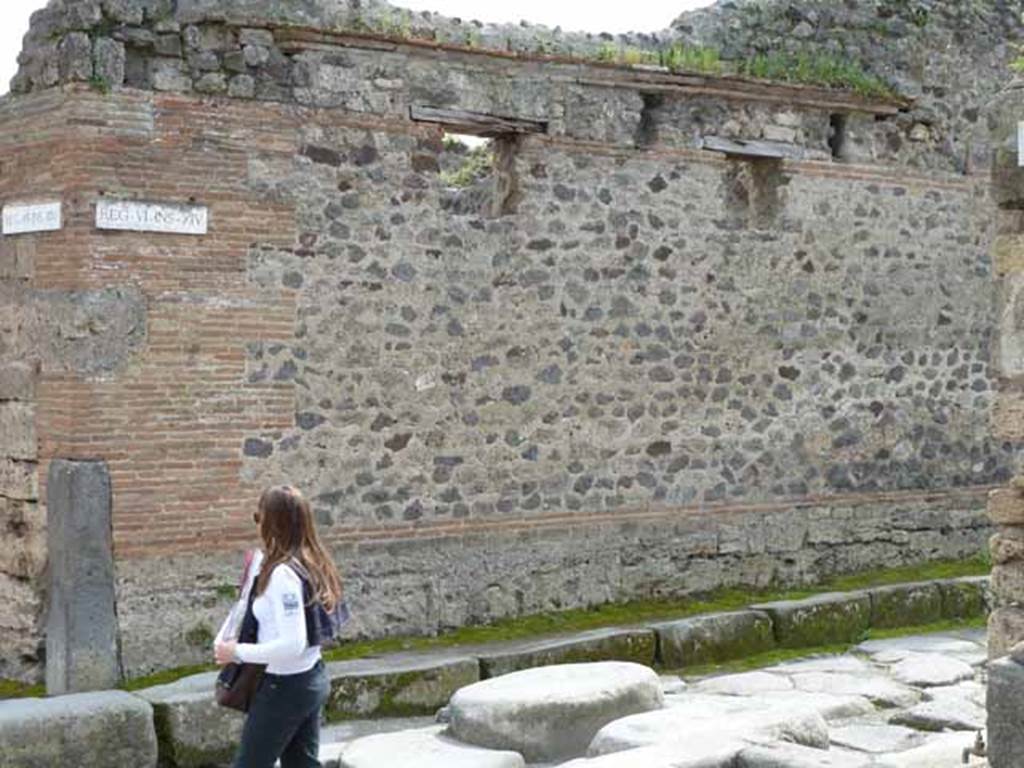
left=254, top=485, right=343, bottom=610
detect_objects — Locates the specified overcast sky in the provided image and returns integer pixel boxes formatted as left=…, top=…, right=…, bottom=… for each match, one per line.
left=0, top=1, right=714, bottom=95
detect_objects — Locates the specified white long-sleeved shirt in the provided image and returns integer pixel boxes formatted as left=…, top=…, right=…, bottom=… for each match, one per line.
left=216, top=550, right=321, bottom=675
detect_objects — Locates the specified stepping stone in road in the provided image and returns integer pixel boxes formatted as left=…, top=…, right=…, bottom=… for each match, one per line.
left=737, top=742, right=875, bottom=767
left=890, top=653, right=975, bottom=687
left=588, top=703, right=829, bottom=755
left=334, top=725, right=525, bottom=768
left=829, top=723, right=925, bottom=754
left=448, top=662, right=663, bottom=763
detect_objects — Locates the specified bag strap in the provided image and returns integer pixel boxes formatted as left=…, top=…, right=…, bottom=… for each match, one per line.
left=239, top=549, right=256, bottom=591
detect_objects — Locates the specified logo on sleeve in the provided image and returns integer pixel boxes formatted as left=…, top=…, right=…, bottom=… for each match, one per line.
left=282, top=592, right=301, bottom=615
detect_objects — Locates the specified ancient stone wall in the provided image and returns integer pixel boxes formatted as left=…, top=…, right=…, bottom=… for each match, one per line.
left=0, top=0, right=1016, bottom=679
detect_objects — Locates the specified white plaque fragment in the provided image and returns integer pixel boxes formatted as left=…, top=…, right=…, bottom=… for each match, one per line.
left=2, top=202, right=62, bottom=235
left=96, top=199, right=208, bottom=235
left=1019, top=121, right=1024, bottom=167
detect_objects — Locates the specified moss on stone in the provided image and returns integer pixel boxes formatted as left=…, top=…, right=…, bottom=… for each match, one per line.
left=34, top=556, right=984, bottom=701
left=326, top=664, right=475, bottom=721
left=0, top=679, right=44, bottom=699
left=675, top=615, right=986, bottom=679
left=868, top=583, right=945, bottom=629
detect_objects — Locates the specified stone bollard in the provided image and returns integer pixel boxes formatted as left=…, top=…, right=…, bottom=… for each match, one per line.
left=45, top=459, right=122, bottom=694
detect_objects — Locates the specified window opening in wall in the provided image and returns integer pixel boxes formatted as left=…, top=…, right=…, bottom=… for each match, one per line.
left=829, top=113, right=849, bottom=161
left=635, top=92, right=664, bottom=148
left=410, top=106, right=546, bottom=218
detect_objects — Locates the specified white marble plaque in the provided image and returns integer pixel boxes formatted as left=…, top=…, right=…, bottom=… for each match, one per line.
left=95, top=199, right=208, bottom=235
left=2, top=202, right=62, bottom=235
left=1019, top=121, right=1024, bottom=167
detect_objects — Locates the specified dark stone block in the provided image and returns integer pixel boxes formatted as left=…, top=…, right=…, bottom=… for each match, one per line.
left=46, top=460, right=122, bottom=693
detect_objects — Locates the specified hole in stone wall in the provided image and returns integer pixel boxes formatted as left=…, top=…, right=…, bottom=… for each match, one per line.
left=722, top=158, right=790, bottom=229
left=829, top=113, right=849, bottom=161
left=438, top=132, right=521, bottom=217
left=635, top=93, right=664, bottom=148
left=439, top=133, right=495, bottom=216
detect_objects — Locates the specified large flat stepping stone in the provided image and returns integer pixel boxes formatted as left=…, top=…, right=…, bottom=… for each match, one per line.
left=890, top=653, right=975, bottom=687
left=789, top=671, right=920, bottom=708
left=588, top=703, right=828, bottom=755
left=319, top=716, right=438, bottom=767
left=751, top=593, right=871, bottom=648
left=693, top=671, right=793, bottom=696
left=474, top=628, right=655, bottom=678
left=737, top=742, right=874, bottom=767
left=448, top=661, right=663, bottom=762
left=0, top=691, right=158, bottom=768
left=326, top=653, right=479, bottom=719
left=651, top=610, right=774, bottom=668
left=335, top=725, right=524, bottom=768
left=830, top=724, right=925, bottom=754
left=135, top=671, right=243, bottom=768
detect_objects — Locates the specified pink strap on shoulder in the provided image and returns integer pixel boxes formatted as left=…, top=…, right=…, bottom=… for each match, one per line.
left=239, top=549, right=255, bottom=590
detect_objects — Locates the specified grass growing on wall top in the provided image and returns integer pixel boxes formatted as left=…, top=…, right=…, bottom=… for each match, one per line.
left=738, top=52, right=893, bottom=99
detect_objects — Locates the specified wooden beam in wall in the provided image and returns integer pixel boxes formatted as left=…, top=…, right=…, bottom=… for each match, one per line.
left=409, top=106, right=548, bottom=137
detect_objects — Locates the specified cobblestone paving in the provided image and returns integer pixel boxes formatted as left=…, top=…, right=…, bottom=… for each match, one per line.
left=321, top=630, right=993, bottom=767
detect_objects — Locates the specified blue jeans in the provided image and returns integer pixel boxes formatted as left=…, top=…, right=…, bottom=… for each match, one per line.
left=232, top=661, right=330, bottom=768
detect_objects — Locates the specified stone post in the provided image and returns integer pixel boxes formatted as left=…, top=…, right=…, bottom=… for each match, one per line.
left=45, top=459, right=122, bottom=694
left=986, top=76, right=1024, bottom=768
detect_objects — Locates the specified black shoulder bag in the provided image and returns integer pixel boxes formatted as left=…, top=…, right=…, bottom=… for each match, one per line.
left=215, top=565, right=266, bottom=712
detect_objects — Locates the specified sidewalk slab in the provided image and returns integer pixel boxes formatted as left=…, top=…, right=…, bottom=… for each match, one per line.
left=0, top=690, right=157, bottom=768
left=475, top=628, right=656, bottom=678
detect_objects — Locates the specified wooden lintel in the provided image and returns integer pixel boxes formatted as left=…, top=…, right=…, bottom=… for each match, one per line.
left=701, top=135, right=804, bottom=160
left=409, top=106, right=548, bottom=137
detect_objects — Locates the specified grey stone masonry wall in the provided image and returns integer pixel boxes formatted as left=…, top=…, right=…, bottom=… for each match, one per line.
left=2, top=0, right=1017, bottom=678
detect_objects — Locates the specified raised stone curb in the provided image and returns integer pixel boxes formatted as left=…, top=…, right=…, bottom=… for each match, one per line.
left=0, top=690, right=158, bottom=768
left=133, top=671, right=243, bottom=768
left=651, top=610, right=774, bottom=668
left=752, top=592, right=872, bottom=649
left=475, top=628, right=656, bottom=678
left=937, top=576, right=989, bottom=619
left=325, top=654, right=479, bottom=720
left=866, top=582, right=944, bottom=629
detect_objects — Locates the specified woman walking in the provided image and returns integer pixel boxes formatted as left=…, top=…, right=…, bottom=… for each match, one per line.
left=214, top=485, right=344, bottom=768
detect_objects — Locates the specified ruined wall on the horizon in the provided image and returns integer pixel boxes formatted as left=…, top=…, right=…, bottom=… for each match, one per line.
left=0, top=0, right=1018, bottom=680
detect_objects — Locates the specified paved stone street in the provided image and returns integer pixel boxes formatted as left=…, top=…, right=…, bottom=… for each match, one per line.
left=322, top=629, right=992, bottom=768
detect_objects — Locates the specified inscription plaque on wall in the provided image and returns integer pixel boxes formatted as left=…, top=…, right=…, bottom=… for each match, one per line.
left=95, top=199, right=209, bottom=235
left=2, top=202, right=62, bottom=235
